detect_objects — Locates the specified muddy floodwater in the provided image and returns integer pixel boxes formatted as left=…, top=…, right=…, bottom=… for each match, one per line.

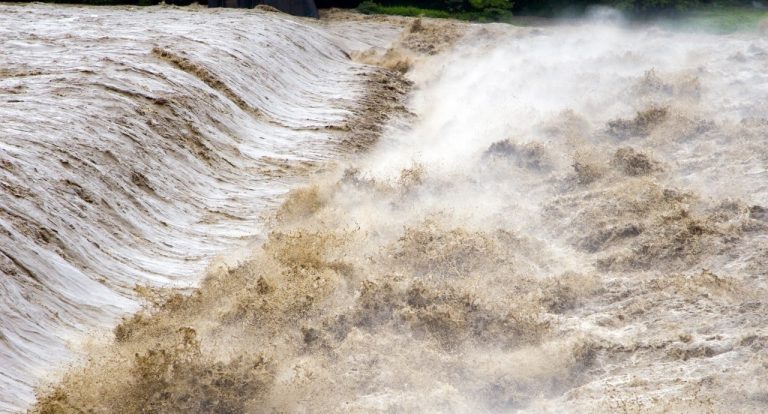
left=2, top=3, right=768, bottom=413
left=0, top=4, right=405, bottom=411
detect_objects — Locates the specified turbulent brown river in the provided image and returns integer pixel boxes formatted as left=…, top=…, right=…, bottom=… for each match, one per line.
left=1, top=3, right=767, bottom=413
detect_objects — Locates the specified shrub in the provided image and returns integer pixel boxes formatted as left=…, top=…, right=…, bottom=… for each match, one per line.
left=357, top=0, right=380, bottom=13
left=608, top=0, right=700, bottom=14
left=359, top=0, right=513, bottom=16
left=469, top=0, right=512, bottom=10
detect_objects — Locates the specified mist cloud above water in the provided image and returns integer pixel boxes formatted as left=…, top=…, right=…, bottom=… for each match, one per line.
left=32, top=12, right=768, bottom=414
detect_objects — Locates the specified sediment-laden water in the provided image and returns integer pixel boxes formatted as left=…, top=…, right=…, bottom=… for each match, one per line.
left=0, top=4, right=405, bottom=411
left=3, top=4, right=768, bottom=413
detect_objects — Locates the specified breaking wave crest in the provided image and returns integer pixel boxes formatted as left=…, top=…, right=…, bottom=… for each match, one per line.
left=0, top=4, right=410, bottom=411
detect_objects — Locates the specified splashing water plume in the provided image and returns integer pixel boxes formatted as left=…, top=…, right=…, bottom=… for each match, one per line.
left=0, top=4, right=409, bottom=411
left=3, top=4, right=768, bottom=413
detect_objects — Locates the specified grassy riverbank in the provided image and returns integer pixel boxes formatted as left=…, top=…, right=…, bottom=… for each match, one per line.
left=358, top=0, right=768, bottom=28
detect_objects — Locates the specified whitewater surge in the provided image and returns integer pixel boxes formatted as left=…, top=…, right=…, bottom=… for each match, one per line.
left=0, top=4, right=408, bottom=412
left=13, top=7, right=768, bottom=414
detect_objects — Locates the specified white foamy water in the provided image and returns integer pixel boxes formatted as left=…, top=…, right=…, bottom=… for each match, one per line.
left=0, top=4, right=396, bottom=411
left=338, top=19, right=768, bottom=412
left=5, top=5, right=768, bottom=413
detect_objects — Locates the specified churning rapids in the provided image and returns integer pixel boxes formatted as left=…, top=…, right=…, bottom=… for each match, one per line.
left=0, top=4, right=409, bottom=411
left=2, top=3, right=768, bottom=413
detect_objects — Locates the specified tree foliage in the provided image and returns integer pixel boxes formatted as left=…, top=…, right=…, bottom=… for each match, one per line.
left=360, top=0, right=757, bottom=19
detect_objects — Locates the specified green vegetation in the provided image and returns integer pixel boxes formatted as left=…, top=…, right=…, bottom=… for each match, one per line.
left=357, top=0, right=512, bottom=20
left=357, top=0, right=514, bottom=21
left=674, top=6, right=768, bottom=32
left=9, top=0, right=768, bottom=29
left=358, top=0, right=768, bottom=26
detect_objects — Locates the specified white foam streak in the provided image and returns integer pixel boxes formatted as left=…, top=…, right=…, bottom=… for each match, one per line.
left=0, top=4, right=376, bottom=411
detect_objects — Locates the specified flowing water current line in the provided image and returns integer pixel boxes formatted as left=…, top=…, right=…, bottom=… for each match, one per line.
left=4, top=5, right=768, bottom=413
left=0, top=5, right=400, bottom=411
